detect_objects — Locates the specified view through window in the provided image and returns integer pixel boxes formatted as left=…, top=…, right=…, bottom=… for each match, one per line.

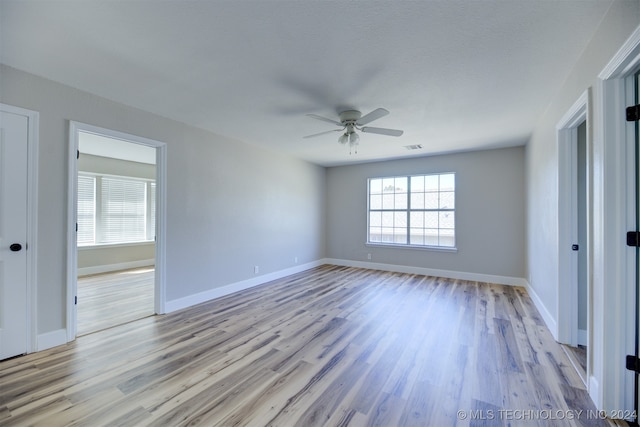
left=368, top=173, right=455, bottom=248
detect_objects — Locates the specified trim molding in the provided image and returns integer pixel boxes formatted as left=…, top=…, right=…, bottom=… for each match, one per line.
left=598, top=24, right=640, bottom=79
left=325, top=258, right=528, bottom=286
left=67, top=121, right=168, bottom=340
left=592, top=22, right=640, bottom=413
left=589, top=376, right=600, bottom=412
left=37, top=329, right=66, bottom=352
left=523, top=280, right=558, bottom=340
left=556, top=88, right=591, bottom=347
left=78, top=259, right=155, bottom=277
left=165, top=260, right=326, bottom=313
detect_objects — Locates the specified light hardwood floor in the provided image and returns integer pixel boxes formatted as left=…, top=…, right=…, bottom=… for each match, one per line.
left=0, top=265, right=629, bottom=426
left=77, top=268, right=155, bottom=336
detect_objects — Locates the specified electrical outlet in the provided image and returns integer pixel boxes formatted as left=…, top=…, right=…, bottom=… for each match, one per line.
left=254, top=265, right=259, bottom=274
left=367, top=253, right=372, bottom=260
left=294, top=257, right=298, bottom=264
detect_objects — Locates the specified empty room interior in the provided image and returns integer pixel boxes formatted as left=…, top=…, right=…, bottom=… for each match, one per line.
left=2, top=1, right=640, bottom=425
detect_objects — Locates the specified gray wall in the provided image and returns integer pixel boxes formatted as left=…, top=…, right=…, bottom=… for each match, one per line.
left=77, top=153, right=156, bottom=272
left=326, top=146, right=526, bottom=279
left=1, top=64, right=326, bottom=333
left=526, top=1, right=640, bottom=327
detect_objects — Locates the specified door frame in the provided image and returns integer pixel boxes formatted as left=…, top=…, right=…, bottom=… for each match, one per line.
left=66, top=121, right=167, bottom=341
left=593, top=24, right=640, bottom=413
left=0, top=103, right=39, bottom=354
left=557, top=89, right=591, bottom=351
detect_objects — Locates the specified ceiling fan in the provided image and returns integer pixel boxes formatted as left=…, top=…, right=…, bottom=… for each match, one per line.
left=303, top=108, right=403, bottom=153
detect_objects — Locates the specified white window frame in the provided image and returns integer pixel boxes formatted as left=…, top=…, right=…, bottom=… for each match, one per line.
left=367, top=173, right=456, bottom=250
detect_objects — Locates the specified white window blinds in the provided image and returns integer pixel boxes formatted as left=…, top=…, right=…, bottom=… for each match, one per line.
left=77, top=175, right=96, bottom=245
left=77, top=173, right=155, bottom=246
left=99, top=177, right=147, bottom=244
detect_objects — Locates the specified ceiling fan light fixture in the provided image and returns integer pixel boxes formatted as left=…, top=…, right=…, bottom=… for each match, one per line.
left=304, top=107, right=403, bottom=154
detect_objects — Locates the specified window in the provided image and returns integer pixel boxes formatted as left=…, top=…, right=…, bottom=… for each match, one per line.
left=77, top=175, right=96, bottom=245
left=368, top=173, right=455, bottom=248
left=77, top=173, right=155, bottom=246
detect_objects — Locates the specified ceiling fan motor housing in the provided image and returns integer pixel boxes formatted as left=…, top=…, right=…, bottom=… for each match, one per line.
left=339, top=110, right=362, bottom=124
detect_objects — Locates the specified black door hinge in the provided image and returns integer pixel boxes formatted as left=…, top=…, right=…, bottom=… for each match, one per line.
left=77, top=150, right=80, bottom=159
left=75, top=296, right=77, bottom=305
left=627, top=104, right=640, bottom=122
left=628, top=231, right=640, bottom=247
left=627, top=355, right=640, bottom=373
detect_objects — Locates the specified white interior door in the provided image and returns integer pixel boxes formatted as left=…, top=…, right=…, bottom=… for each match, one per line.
left=0, top=110, right=29, bottom=360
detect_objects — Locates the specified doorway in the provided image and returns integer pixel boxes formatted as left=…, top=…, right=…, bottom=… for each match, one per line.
left=557, top=90, right=590, bottom=383
left=563, top=120, right=589, bottom=383
left=77, top=131, right=157, bottom=335
left=67, top=122, right=167, bottom=340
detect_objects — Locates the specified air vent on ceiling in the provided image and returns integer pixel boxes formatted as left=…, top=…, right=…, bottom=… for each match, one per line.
left=404, top=144, right=423, bottom=150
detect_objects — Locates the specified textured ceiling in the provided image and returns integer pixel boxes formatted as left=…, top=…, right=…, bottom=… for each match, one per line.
left=1, top=0, right=614, bottom=166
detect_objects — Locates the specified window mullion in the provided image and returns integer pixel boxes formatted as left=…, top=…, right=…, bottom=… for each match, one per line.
left=95, top=176, right=104, bottom=244
left=406, top=175, right=411, bottom=245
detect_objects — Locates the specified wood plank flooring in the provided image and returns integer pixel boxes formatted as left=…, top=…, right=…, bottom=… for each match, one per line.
left=77, top=268, right=155, bottom=336
left=0, top=265, right=628, bottom=426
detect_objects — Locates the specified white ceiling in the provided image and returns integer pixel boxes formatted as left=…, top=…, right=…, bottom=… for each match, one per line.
left=1, top=1, right=614, bottom=166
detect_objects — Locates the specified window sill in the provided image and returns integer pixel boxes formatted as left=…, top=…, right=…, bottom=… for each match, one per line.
left=78, top=241, right=154, bottom=250
left=365, top=242, right=458, bottom=253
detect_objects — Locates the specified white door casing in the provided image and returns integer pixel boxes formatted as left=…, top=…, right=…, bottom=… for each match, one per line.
left=0, top=105, right=38, bottom=360
left=594, top=23, right=640, bottom=414
left=557, top=90, right=590, bottom=350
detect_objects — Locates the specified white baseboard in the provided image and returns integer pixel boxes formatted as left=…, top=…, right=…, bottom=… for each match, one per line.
left=589, top=376, right=601, bottom=410
left=37, top=329, right=67, bottom=352
left=524, top=280, right=558, bottom=340
left=165, top=260, right=325, bottom=313
left=324, top=258, right=528, bottom=287
left=78, top=259, right=155, bottom=277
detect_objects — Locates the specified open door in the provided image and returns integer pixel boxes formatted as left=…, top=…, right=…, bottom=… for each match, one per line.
left=626, top=69, right=640, bottom=424
left=635, top=69, right=640, bottom=425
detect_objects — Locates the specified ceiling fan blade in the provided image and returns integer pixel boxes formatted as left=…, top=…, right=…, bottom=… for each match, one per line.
left=306, top=113, right=343, bottom=127
left=303, top=129, right=343, bottom=139
left=356, top=108, right=389, bottom=125
left=361, top=126, right=404, bottom=137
